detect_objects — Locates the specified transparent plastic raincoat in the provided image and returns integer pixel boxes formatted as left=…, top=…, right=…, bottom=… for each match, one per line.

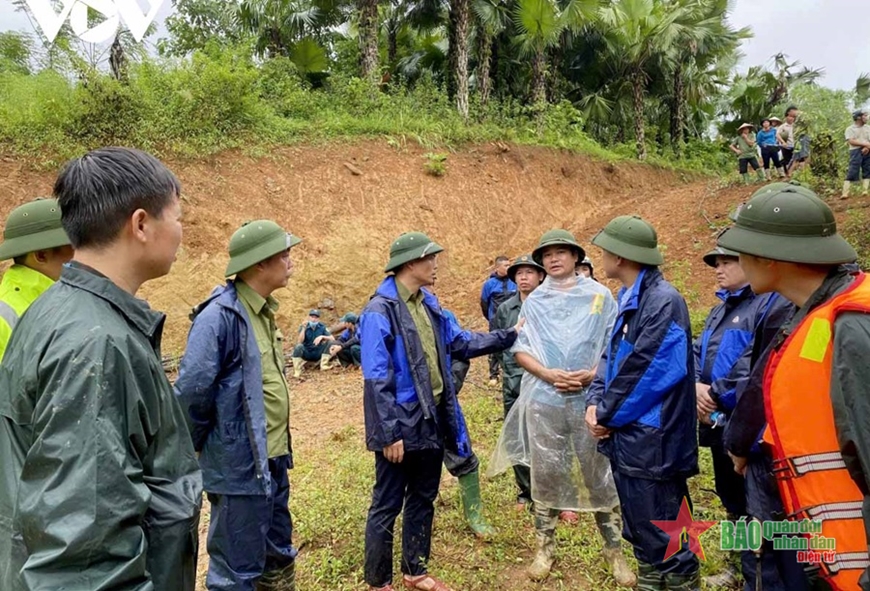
left=489, top=275, right=620, bottom=512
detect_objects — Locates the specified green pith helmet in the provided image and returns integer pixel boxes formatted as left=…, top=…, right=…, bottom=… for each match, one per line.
left=717, top=186, right=857, bottom=265
left=507, top=253, right=545, bottom=283
left=703, top=246, right=740, bottom=268
left=0, top=198, right=70, bottom=261
left=729, top=181, right=817, bottom=221
left=532, top=229, right=585, bottom=265
left=591, top=215, right=663, bottom=266
left=225, top=220, right=301, bottom=277
left=340, top=312, right=358, bottom=324
left=384, top=231, right=444, bottom=273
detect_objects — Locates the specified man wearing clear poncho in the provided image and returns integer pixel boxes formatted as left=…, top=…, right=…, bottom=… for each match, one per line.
left=489, top=229, right=635, bottom=586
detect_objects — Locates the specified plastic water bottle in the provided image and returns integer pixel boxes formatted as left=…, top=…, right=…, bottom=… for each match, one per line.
left=710, top=411, right=726, bottom=429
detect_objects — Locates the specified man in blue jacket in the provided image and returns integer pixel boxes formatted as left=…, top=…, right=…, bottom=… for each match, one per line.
left=694, top=245, right=787, bottom=589
left=480, top=255, right=516, bottom=385
left=585, top=215, right=700, bottom=591
left=362, top=232, right=521, bottom=591
left=175, top=220, right=301, bottom=591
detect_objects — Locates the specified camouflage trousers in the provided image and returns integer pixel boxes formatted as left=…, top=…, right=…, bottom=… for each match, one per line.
left=532, top=504, right=622, bottom=548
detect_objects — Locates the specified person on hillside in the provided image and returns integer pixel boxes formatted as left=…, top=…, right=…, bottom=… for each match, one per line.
left=576, top=256, right=597, bottom=281
left=693, top=245, right=790, bottom=589
left=842, top=109, right=870, bottom=199
left=361, top=232, right=521, bottom=591
left=585, top=216, right=700, bottom=591
left=757, top=118, right=785, bottom=180
left=0, top=147, right=202, bottom=590
left=480, top=254, right=517, bottom=386
left=492, top=253, right=545, bottom=511
left=0, top=198, right=73, bottom=360
left=730, top=123, right=765, bottom=184
left=291, top=308, right=333, bottom=378
left=718, top=183, right=870, bottom=590
left=175, top=220, right=300, bottom=591
left=777, top=106, right=799, bottom=175
left=490, top=230, right=635, bottom=586
left=328, top=312, right=362, bottom=367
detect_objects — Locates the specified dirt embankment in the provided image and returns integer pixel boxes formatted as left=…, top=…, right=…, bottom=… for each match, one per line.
left=7, top=141, right=846, bottom=352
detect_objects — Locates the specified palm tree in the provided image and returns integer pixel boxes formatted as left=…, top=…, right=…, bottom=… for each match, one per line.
left=448, top=0, right=471, bottom=118
left=357, top=0, right=380, bottom=82
left=470, top=0, right=508, bottom=106
left=513, top=0, right=563, bottom=105
left=599, top=0, right=693, bottom=159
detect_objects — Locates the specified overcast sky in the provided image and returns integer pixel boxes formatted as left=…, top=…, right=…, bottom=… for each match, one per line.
left=1, top=0, right=867, bottom=91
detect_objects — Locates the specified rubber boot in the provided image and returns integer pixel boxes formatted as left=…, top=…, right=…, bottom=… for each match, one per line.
left=776, top=166, right=785, bottom=178
left=664, top=570, right=701, bottom=591
left=457, top=470, right=496, bottom=539
left=320, top=353, right=333, bottom=371
left=637, top=561, right=665, bottom=591
left=291, top=357, right=304, bottom=379
left=863, top=179, right=869, bottom=196
left=843, top=180, right=852, bottom=199
left=741, top=173, right=751, bottom=184
left=595, top=510, right=636, bottom=587
left=257, top=560, right=296, bottom=591
left=755, top=169, right=765, bottom=182
left=527, top=507, right=557, bottom=581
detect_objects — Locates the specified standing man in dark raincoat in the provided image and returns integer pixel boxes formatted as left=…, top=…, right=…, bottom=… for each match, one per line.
left=175, top=220, right=301, bottom=591
left=0, top=147, right=202, bottom=591
left=493, top=253, right=545, bottom=510
left=361, top=232, right=521, bottom=591
left=480, top=254, right=516, bottom=386
left=586, top=215, right=700, bottom=591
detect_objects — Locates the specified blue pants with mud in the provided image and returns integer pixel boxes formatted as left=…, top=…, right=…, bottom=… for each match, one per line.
left=365, top=448, right=445, bottom=587
left=205, top=455, right=297, bottom=591
left=612, top=471, right=700, bottom=576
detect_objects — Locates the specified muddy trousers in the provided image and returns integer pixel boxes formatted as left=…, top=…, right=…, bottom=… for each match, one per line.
left=612, top=470, right=700, bottom=588
left=533, top=504, right=623, bottom=548
left=364, top=449, right=445, bottom=587
left=206, top=455, right=297, bottom=591
left=501, top=384, right=531, bottom=503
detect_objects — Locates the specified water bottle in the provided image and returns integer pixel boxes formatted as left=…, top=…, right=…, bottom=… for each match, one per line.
left=710, top=411, right=726, bottom=429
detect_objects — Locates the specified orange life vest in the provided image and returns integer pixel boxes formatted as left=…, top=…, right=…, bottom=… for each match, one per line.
left=763, top=273, right=870, bottom=591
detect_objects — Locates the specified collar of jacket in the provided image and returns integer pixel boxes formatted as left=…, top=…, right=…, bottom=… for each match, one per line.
left=617, top=267, right=660, bottom=314
left=60, top=262, right=165, bottom=342
left=1, top=264, right=54, bottom=302
left=715, top=284, right=753, bottom=304
left=376, top=276, right=439, bottom=310
left=503, top=292, right=523, bottom=310
left=779, top=266, right=857, bottom=343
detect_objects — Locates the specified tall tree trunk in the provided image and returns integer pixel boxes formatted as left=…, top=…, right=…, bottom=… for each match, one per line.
left=387, top=15, right=398, bottom=66
left=547, top=30, right=568, bottom=103
left=449, top=0, right=470, bottom=119
left=358, top=0, right=380, bottom=84
left=475, top=21, right=492, bottom=107
left=531, top=45, right=546, bottom=105
left=631, top=69, right=646, bottom=160
left=109, top=31, right=128, bottom=83
left=670, top=61, right=685, bottom=157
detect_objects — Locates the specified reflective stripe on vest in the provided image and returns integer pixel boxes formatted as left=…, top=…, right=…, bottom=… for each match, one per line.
left=0, top=300, right=19, bottom=330
left=763, top=272, right=870, bottom=591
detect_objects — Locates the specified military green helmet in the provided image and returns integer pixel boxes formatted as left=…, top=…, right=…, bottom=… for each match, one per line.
left=729, top=182, right=817, bottom=221
left=702, top=246, right=740, bottom=268
left=0, top=198, right=71, bottom=261
left=225, top=220, right=301, bottom=277
left=507, top=253, right=545, bottom=283
left=384, top=231, right=444, bottom=273
left=340, top=312, right=358, bottom=324
left=532, top=229, right=585, bottom=265
left=591, top=215, right=663, bottom=266
left=717, top=186, right=857, bottom=265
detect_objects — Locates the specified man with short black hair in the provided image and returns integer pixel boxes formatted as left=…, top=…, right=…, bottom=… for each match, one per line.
left=843, top=110, right=870, bottom=198
left=291, top=308, right=333, bottom=377
left=328, top=312, right=362, bottom=367
left=0, top=198, right=73, bottom=360
left=480, top=254, right=516, bottom=385
left=0, top=147, right=202, bottom=590
left=777, top=106, right=799, bottom=175
left=176, top=219, right=301, bottom=591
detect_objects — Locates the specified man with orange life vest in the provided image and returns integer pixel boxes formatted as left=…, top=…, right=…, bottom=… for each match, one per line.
left=718, top=184, right=870, bottom=591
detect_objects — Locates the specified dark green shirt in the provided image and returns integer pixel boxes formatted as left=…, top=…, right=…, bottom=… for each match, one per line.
left=494, top=293, right=524, bottom=401
left=236, top=280, right=291, bottom=459
left=731, top=135, right=757, bottom=159
left=396, top=280, right=443, bottom=405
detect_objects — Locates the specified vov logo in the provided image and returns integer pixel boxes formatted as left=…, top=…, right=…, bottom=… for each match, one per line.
left=23, top=0, right=167, bottom=45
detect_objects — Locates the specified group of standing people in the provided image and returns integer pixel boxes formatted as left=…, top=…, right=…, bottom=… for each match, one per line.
left=0, top=145, right=869, bottom=591
left=730, top=106, right=809, bottom=184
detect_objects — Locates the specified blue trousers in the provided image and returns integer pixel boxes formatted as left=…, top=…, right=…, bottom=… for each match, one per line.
left=205, top=455, right=297, bottom=591
left=847, top=149, right=870, bottom=181
left=612, top=470, right=700, bottom=576
left=364, top=449, right=444, bottom=587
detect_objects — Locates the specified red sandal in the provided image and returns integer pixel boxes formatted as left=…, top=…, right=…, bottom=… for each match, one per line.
left=402, top=574, right=455, bottom=591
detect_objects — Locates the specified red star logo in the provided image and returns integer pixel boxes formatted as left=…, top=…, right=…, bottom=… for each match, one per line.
left=651, top=497, right=717, bottom=561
